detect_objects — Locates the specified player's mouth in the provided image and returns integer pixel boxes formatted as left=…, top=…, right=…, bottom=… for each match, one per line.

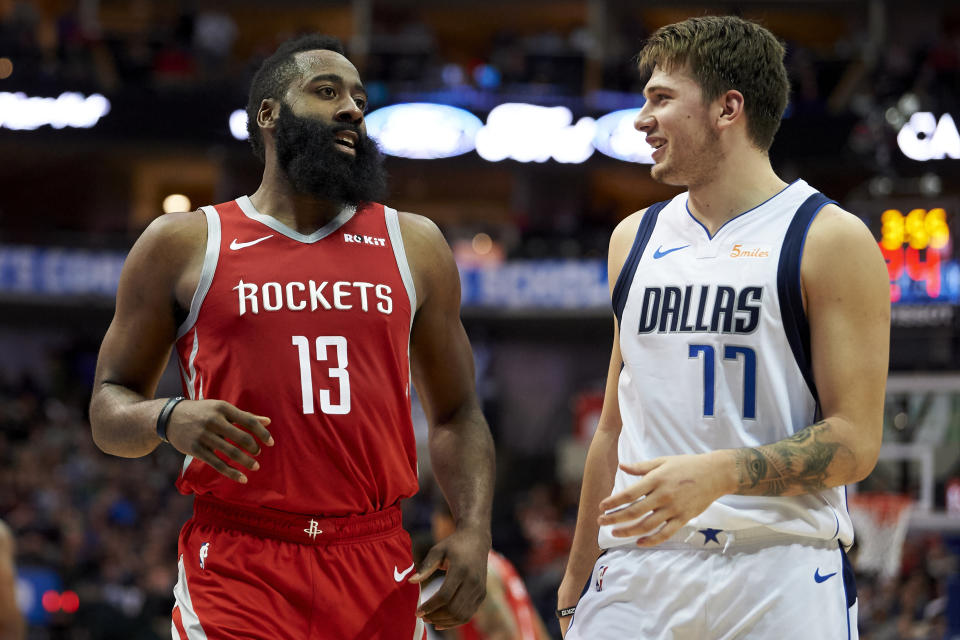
left=647, top=137, right=666, bottom=161
left=334, top=130, right=358, bottom=156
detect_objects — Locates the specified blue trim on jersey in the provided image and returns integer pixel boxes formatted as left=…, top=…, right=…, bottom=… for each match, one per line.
left=612, top=200, right=670, bottom=326
left=686, top=179, right=801, bottom=240
left=775, top=192, right=835, bottom=405
left=840, top=543, right=857, bottom=609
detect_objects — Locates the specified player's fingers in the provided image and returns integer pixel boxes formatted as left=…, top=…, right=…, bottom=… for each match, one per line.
left=636, top=519, right=683, bottom=547
left=612, top=503, right=674, bottom=538
left=599, top=484, right=650, bottom=512
left=418, top=566, right=465, bottom=617
left=193, top=445, right=247, bottom=484
left=219, top=402, right=274, bottom=446
left=597, top=495, right=653, bottom=525
left=619, top=457, right=663, bottom=476
left=210, top=434, right=260, bottom=471
left=409, top=546, right=445, bottom=585
left=208, top=416, right=262, bottom=457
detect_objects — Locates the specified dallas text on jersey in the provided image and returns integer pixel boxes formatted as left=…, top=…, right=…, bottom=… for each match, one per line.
left=637, top=285, right=763, bottom=335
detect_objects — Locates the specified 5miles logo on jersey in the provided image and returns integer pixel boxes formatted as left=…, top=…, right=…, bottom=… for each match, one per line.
left=729, top=244, right=770, bottom=258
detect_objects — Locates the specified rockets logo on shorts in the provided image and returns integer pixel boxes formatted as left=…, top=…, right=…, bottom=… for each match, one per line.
left=595, top=565, right=609, bottom=591
left=199, top=542, right=210, bottom=570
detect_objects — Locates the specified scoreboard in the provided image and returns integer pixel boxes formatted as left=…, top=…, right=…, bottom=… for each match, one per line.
left=876, top=205, right=956, bottom=304
left=854, top=198, right=960, bottom=369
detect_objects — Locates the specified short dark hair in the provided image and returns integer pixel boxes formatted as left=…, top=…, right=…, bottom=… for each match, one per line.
left=636, top=16, right=789, bottom=151
left=246, top=34, right=347, bottom=162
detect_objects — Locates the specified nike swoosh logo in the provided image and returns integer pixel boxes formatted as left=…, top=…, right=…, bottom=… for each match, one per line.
left=230, top=235, right=274, bottom=250
left=394, top=563, right=415, bottom=582
left=652, top=244, right=690, bottom=259
left=814, top=569, right=837, bottom=583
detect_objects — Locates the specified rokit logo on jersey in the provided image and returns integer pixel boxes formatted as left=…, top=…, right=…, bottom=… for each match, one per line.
left=729, top=244, right=770, bottom=258
left=233, top=279, right=393, bottom=316
left=344, top=233, right=387, bottom=247
left=637, top=284, right=763, bottom=335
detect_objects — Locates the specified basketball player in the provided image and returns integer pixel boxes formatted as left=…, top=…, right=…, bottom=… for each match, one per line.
left=0, top=521, right=24, bottom=640
left=89, top=34, right=494, bottom=639
left=558, top=16, right=889, bottom=639
left=429, top=501, right=551, bottom=640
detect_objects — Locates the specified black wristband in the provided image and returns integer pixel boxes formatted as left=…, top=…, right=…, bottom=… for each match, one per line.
left=156, top=396, right=185, bottom=443
left=556, top=606, right=576, bottom=619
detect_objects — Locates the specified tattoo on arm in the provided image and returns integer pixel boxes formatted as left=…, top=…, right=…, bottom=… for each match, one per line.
left=734, top=420, right=853, bottom=496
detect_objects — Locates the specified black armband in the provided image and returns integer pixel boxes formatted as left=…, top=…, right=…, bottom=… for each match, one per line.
left=156, top=396, right=185, bottom=443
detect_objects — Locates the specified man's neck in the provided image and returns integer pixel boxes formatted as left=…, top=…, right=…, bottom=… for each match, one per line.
left=685, top=152, right=788, bottom=237
left=248, top=171, right=347, bottom=235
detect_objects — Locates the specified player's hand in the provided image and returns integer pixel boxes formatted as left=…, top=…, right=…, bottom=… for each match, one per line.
left=409, top=526, right=490, bottom=630
left=597, top=451, right=732, bottom=547
left=165, top=399, right=273, bottom=483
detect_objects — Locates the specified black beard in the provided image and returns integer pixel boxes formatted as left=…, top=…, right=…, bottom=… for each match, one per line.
left=274, top=107, right=388, bottom=206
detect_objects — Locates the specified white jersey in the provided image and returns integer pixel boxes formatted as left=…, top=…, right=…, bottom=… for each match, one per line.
left=599, top=179, right=853, bottom=549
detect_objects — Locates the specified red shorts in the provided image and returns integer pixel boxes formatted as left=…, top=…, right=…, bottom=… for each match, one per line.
left=171, top=497, right=426, bottom=640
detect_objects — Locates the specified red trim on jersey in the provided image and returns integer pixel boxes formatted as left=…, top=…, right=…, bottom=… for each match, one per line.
left=172, top=605, right=187, bottom=639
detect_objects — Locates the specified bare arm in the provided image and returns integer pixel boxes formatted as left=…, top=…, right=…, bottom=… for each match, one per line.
left=599, top=205, right=890, bottom=545
left=89, top=212, right=272, bottom=480
left=401, top=213, right=495, bottom=630
left=0, top=521, right=24, bottom=640
left=557, top=212, right=642, bottom=635
left=729, top=204, right=889, bottom=495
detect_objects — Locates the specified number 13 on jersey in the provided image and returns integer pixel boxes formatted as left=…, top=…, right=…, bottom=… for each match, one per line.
left=291, top=335, right=351, bottom=415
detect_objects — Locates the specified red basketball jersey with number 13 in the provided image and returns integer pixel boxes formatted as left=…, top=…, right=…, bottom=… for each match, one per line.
left=173, top=196, right=419, bottom=517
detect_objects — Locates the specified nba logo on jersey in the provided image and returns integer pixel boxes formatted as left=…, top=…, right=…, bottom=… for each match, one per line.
left=199, top=542, right=210, bottom=570
left=595, top=565, right=609, bottom=591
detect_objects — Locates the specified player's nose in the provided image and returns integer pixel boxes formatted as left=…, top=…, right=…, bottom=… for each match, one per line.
left=634, top=108, right=654, bottom=133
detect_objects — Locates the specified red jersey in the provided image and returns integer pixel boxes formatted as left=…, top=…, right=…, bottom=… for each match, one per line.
left=458, top=551, right=544, bottom=640
left=173, top=196, right=419, bottom=516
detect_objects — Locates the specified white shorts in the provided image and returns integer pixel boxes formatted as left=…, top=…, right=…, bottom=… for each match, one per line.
left=566, top=527, right=858, bottom=640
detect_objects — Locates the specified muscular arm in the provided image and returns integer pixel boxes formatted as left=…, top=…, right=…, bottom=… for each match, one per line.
left=599, top=205, right=890, bottom=545
left=557, top=212, right=642, bottom=633
left=89, top=212, right=200, bottom=457
left=728, top=204, right=889, bottom=496
left=89, top=212, right=271, bottom=480
left=401, top=213, right=495, bottom=628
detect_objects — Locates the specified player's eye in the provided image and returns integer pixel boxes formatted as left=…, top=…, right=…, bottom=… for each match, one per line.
left=354, top=97, right=366, bottom=111
left=317, top=86, right=336, bottom=98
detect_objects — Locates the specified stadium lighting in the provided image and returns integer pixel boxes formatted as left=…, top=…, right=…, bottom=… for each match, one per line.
left=897, top=112, right=960, bottom=161
left=0, top=91, right=111, bottom=130
left=229, top=109, right=248, bottom=140
left=475, top=103, right=595, bottom=163
left=365, top=103, right=482, bottom=159
left=593, top=108, right=655, bottom=164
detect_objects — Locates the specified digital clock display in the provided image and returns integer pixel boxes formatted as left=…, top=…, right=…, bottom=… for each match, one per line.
left=864, top=202, right=960, bottom=304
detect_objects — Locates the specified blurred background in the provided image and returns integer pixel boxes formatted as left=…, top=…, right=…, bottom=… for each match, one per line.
left=1, top=0, right=959, bottom=638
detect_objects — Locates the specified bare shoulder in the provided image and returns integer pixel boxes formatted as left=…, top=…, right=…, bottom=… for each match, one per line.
left=805, top=203, right=876, bottom=247
left=395, top=210, right=448, bottom=256
left=134, top=210, right=207, bottom=260
left=803, top=204, right=884, bottom=272
left=607, top=208, right=648, bottom=289
left=611, top=209, right=646, bottom=254
left=802, top=203, right=888, bottom=304
left=121, top=210, right=208, bottom=310
left=395, top=211, right=456, bottom=308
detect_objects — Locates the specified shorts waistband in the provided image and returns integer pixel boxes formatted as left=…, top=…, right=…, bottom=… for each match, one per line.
left=192, top=496, right=403, bottom=545
left=652, top=526, right=836, bottom=553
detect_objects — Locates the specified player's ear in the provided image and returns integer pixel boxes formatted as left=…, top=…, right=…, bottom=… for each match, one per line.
left=717, top=89, right=744, bottom=131
left=258, top=98, right=280, bottom=132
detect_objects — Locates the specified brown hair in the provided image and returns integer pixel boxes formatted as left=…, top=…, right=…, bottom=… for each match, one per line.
left=636, top=15, right=789, bottom=151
